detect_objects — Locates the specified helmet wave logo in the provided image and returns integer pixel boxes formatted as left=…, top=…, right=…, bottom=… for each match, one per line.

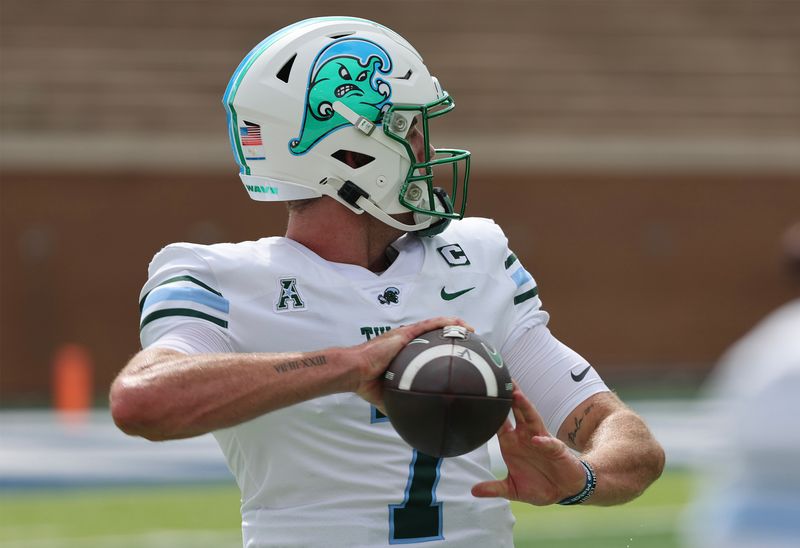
left=289, top=38, right=392, bottom=155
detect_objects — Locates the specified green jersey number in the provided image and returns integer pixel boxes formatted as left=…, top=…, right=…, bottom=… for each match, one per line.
left=389, top=450, right=443, bottom=543
left=363, top=327, right=443, bottom=543
left=373, top=407, right=444, bottom=543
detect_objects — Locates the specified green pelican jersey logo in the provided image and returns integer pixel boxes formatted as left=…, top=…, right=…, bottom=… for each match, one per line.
left=378, top=286, right=400, bottom=305
left=289, top=38, right=392, bottom=155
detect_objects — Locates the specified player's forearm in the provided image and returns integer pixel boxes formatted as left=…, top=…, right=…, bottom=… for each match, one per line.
left=110, top=346, right=359, bottom=441
left=579, top=409, right=665, bottom=505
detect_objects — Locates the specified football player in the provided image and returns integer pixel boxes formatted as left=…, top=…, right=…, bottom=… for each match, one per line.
left=111, top=17, right=664, bottom=547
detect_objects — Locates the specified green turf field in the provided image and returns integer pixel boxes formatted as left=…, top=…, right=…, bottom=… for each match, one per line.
left=510, top=468, right=692, bottom=548
left=0, top=469, right=692, bottom=547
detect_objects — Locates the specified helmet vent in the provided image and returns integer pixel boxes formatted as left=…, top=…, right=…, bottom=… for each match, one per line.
left=276, top=54, right=297, bottom=83
left=328, top=32, right=354, bottom=39
left=392, top=69, right=413, bottom=80
left=332, top=149, right=375, bottom=169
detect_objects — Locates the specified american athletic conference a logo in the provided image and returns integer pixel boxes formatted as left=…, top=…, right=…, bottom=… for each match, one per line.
left=275, top=277, right=306, bottom=312
left=289, top=38, right=393, bottom=155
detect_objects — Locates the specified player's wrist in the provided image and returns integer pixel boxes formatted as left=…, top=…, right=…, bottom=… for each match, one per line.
left=557, top=459, right=596, bottom=506
left=333, top=345, right=373, bottom=394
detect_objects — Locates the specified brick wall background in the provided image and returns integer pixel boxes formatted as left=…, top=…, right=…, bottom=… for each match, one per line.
left=1, top=0, right=799, bottom=403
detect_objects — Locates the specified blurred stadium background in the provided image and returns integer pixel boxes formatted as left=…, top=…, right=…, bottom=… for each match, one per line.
left=1, top=0, right=799, bottom=546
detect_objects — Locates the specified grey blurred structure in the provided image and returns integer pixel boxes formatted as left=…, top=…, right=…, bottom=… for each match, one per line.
left=682, top=297, right=800, bottom=548
left=2, top=0, right=800, bottom=403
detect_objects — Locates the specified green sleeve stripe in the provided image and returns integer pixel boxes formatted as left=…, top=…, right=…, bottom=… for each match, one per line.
left=504, top=253, right=518, bottom=269
left=139, top=275, right=223, bottom=311
left=140, top=308, right=229, bottom=330
left=513, top=287, right=539, bottom=305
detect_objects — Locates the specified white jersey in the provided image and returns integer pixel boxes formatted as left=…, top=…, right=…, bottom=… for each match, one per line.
left=138, top=217, right=608, bottom=547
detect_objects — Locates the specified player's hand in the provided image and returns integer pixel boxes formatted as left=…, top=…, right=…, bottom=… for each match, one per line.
left=350, top=316, right=473, bottom=411
left=471, top=385, right=588, bottom=506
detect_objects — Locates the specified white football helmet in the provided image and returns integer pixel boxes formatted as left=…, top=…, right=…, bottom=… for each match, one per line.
left=222, top=17, right=470, bottom=235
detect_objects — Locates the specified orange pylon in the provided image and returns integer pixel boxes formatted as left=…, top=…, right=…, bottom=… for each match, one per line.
left=52, top=344, right=93, bottom=423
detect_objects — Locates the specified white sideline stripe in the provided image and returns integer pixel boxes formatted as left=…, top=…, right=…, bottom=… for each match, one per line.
left=0, top=529, right=240, bottom=548
left=398, top=345, right=498, bottom=396
left=0, top=400, right=726, bottom=486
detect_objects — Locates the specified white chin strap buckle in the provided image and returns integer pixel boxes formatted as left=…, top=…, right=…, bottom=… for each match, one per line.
left=354, top=116, right=375, bottom=136
left=333, top=101, right=375, bottom=136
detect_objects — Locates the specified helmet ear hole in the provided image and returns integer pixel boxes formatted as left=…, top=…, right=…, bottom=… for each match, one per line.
left=331, top=149, right=375, bottom=169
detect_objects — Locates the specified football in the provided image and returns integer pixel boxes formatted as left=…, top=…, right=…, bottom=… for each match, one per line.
left=382, top=325, right=513, bottom=458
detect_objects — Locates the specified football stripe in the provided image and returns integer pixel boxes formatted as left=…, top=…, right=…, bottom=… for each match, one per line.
left=454, top=350, right=498, bottom=397
left=140, top=308, right=229, bottom=329
left=504, top=252, right=518, bottom=269
left=398, top=345, right=499, bottom=397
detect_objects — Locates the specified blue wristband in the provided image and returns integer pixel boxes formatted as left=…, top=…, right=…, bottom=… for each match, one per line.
left=557, top=460, right=596, bottom=506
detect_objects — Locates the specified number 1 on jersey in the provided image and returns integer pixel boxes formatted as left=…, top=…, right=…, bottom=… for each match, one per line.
left=372, top=405, right=444, bottom=543
left=363, top=316, right=444, bottom=543
left=389, top=450, right=443, bottom=544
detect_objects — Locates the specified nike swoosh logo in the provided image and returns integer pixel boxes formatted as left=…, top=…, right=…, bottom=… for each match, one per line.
left=440, top=286, right=476, bottom=301
left=571, top=366, right=592, bottom=382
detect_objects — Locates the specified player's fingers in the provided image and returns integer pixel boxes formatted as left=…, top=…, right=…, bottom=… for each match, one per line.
left=429, top=316, right=474, bottom=332
left=471, top=479, right=510, bottom=499
left=495, top=419, right=522, bottom=458
left=496, top=418, right=514, bottom=437
left=512, top=401, right=526, bottom=426
left=512, top=388, right=548, bottom=435
left=403, top=317, right=472, bottom=338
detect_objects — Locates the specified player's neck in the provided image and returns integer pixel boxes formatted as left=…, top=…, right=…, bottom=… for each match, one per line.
left=285, top=197, right=407, bottom=273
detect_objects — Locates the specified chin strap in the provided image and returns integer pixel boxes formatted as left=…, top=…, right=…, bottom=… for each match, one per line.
left=328, top=178, right=432, bottom=232
left=327, top=178, right=454, bottom=235
left=414, top=187, right=453, bottom=237
left=360, top=196, right=434, bottom=232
